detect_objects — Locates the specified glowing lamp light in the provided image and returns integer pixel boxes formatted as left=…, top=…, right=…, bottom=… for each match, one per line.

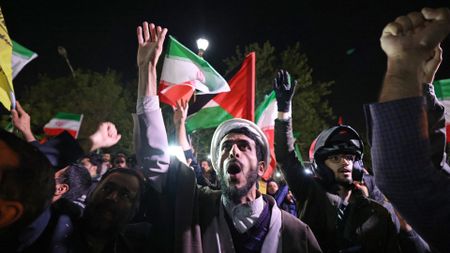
left=196, top=38, right=209, bottom=51
left=275, top=172, right=281, bottom=178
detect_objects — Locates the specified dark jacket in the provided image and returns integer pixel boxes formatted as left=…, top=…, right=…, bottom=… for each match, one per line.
left=365, top=96, right=449, bottom=253
left=275, top=118, right=400, bottom=253
left=134, top=95, right=322, bottom=252
left=167, top=158, right=323, bottom=253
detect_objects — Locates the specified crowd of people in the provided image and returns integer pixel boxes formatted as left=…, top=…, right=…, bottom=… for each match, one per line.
left=0, top=7, right=449, bottom=253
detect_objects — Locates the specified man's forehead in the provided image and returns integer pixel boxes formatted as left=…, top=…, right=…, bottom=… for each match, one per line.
left=221, top=133, right=255, bottom=143
left=0, top=140, right=20, bottom=169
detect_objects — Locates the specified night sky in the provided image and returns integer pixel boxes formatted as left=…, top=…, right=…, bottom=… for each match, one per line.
left=2, top=0, right=450, bottom=132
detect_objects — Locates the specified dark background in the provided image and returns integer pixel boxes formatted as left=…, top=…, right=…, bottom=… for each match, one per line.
left=2, top=0, right=450, bottom=131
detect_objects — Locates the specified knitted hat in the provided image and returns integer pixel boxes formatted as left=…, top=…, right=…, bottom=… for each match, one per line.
left=210, top=118, right=270, bottom=172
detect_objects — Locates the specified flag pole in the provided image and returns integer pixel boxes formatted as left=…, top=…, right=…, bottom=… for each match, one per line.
left=248, top=52, right=256, bottom=122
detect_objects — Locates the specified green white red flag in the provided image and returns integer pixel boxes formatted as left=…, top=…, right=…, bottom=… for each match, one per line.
left=255, top=91, right=277, bottom=180
left=159, top=36, right=229, bottom=107
left=12, top=40, right=38, bottom=79
left=43, top=112, right=83, bottom=139
left=434, top=79, right=450, bottom=142
left=185, top=52, right=255, bottom=132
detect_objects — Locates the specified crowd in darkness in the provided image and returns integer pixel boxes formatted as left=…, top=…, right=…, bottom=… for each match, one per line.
left=1, top=7, right=450, bottom=253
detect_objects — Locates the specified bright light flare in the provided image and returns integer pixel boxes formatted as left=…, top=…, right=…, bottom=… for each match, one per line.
left=196, top=38, right=209, bottom=51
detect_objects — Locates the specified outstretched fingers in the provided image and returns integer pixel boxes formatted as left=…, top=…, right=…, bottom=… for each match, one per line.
left=144, top=22, right=151, bottom=42
left=158, top=27, right=168, bottom=47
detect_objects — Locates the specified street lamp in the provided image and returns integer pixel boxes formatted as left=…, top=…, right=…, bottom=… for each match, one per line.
left=196, top=38, right=209, bottom=57
left=57, top=46, right=76, bottom=77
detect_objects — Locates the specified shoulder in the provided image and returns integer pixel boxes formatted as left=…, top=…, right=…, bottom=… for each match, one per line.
left=280, top=211, right=322, bottom=252
left=280, top=210, right=309, bottom=234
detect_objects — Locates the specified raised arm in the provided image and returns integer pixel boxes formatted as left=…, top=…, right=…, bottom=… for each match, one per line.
left=368, top=8, right=450, bottom=252
left=88, top=122, right=122, bottom=151
left=421, top=46, right=448, bottom=170
left=273, top=70, right=315, bottom=202
left=11, top=101, right=35, bottom=142
left=173, top=99, right=190, bottom=151
left=134, top=22, right=170, bottom=192
left=379, top=8, right=450, bottom=102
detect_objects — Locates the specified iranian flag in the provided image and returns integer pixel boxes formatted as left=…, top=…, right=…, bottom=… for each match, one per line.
left=255, top=91, right=277, bottom=180
left=159, top=36, right=229, bottom=107
left=12, top=41, right=38, bottom=79
left=186, top=52, right=255, bottom=132
left=44, top=112, right=83, bottom=139
left=434, top=79, right=450, bottom=142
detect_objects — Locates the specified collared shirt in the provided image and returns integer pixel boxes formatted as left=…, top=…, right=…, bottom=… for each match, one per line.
left=222, top=194, right=264, bottom=234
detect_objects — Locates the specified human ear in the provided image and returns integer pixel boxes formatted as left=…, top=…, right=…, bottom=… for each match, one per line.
left=257, top=161, right=265, bottom=177
left=55, top=183, right=69, bottom=196
left=0, top=200, right=24, bottom=228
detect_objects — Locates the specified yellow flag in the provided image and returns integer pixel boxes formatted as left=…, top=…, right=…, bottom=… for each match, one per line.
left=0, top=6, right=13, bottom=111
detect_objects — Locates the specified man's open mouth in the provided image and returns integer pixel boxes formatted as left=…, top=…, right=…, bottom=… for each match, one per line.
left=227, top=162, right=242, bottom=175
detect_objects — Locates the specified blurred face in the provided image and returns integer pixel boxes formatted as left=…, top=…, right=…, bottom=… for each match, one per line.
left=81, top=158, right=97, bottom=178
left=114, top=157, right=127, bottom=168
left=286, top=191, right=295, bottom=203
left=0, top=140, right=22, bottom=229
left=267, top=181, right=279, bottom=196
left=102, top=154, right=111, bottom=162
left=0, top=140, right=19, bottom=171
left=218, top=133, right=264, bottom=202
left=201, top=161, right=210, bottom=172
left=83, top=173, right=139, bottom=234
left=324, top=154, right=355, bottom=185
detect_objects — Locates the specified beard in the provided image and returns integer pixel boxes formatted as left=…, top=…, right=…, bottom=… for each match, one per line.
left=336, top=176, right=353, bottom=188
left=219, top=165, right=259, bottom=203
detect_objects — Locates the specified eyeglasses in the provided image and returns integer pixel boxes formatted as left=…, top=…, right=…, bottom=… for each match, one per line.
left=326, top=154, right=356, bottom=163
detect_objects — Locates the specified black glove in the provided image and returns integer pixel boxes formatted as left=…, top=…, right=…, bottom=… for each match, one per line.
left=273, top=69, right=297, bottom=112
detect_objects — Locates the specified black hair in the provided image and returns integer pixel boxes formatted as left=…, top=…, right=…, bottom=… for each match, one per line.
left=82, top=152, right=103, bottom=168
left=200, top=159, right=211, bottom=166
left=223, top=127, right=264, bottom=163
left=56, top=164, right=92, bottom=202
left=0, top=130, right=54, bottom=230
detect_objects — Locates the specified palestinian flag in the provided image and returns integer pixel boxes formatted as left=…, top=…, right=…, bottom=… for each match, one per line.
left=255, top=91, right=277, bottom=180
left=12, top=41, right=37, bottom=79
left=159, top=36, right=229, bottom=107
left=44, top=112, right=83, bottom=139
left=186, top=52, right=255, bottom=132
left=434, top=79, right=450, bottom=142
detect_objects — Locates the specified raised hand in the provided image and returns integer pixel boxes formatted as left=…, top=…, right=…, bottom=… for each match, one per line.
left=173, top=99, right=189, bottom=127
left=422, top=45, right=443, bottom=84
left=11, top=101, right=35, bottom=142
left=137, top=22, right=168, bottom=67
left=89, top=122, right=122, bottom=151
left=273, top=69, right=297, bottom=113
left=381, top=8, right=450, bottom=61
